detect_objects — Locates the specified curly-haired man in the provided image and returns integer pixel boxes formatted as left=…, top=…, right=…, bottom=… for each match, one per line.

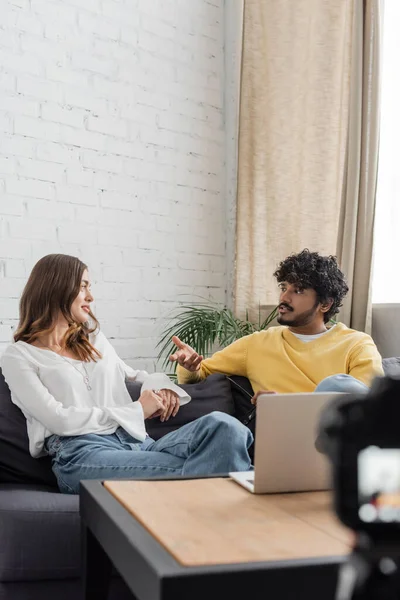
left=170, top=249, right=383, bottom=396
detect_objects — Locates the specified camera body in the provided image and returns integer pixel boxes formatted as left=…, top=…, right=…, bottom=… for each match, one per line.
left=319, top=376, right=400, bottom=544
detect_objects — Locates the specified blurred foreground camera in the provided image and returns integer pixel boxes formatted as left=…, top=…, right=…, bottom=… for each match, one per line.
left=318, top=376, right=400, bottom=599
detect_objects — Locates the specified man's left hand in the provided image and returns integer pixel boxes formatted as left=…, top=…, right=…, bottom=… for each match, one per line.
left=251, top=390, right=277, bottom=406
left=155, top=389, right=180, bottom=421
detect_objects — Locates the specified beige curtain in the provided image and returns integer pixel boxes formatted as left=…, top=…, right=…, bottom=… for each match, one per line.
left=336, top=0, right=382, bottom=333
left=235, top=0, right=381, bottom=333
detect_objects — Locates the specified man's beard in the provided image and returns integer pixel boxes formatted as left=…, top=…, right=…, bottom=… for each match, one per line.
left=277, top=301, right=320, bottom=328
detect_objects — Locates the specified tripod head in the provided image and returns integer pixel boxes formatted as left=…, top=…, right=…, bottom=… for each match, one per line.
left=336, top=534, right=400, bottom=600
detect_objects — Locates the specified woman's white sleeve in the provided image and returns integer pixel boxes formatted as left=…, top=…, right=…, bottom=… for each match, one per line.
left=1, top=352, right=116, bottom=436
left=140, top=373, right=191, bottom=406
left=98, top=331, right=191, bottom=404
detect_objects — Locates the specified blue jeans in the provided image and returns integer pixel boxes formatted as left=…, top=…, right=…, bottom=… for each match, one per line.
left=314, top=374, right=369, bottom=394
left=314, top=374, right=368, bottom=454
left=45, top=412, right=253, bottom=494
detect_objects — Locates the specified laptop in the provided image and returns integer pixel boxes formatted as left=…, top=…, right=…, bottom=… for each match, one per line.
left=230, top=392, right=344, bottom=494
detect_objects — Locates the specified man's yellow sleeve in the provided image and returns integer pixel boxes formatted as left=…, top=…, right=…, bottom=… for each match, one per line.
left=348, top=340, right=384, bottom=386
left=176, top=335, right=251, bottom=384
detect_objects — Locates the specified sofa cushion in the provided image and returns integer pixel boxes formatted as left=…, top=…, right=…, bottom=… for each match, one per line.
left=0, top=370, right=57, bottom=488
left=382, top=357, right=400, bottom=377
left=0, top=484, right=79, bottom=582
left=226, top=375, right=254, bottom=420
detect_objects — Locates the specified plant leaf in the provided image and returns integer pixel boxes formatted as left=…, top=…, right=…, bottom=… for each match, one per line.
left=156, top=303, right=279, bottom=370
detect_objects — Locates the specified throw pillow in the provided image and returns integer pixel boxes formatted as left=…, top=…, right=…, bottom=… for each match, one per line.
left=382, top=357, right=400, bottom=377
left=127, top=373, right=236, bottom=440
left=226, top=375, right=255, bottom=461
left=0, top=369, right=57, bottom=487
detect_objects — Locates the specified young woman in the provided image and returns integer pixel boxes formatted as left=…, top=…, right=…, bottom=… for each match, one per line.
left=1, top=254, right=252, bottom=494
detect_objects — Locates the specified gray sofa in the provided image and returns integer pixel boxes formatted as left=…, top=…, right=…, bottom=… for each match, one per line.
left=0, top=371, right=243, bottom=600
left=371, top=303, right=400, bottom=359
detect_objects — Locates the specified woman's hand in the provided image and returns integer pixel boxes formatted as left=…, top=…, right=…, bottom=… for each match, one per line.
left=138, top=390, right=165, bottom=420
left=251, top=390, right=277, bottom=406
left=157, top=389, right=180, bottom=422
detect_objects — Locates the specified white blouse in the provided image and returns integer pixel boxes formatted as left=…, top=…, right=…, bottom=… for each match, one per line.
left=0, top=331, right=190, bottom=458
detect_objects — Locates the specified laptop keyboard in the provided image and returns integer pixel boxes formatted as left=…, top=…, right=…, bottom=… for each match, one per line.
left=246, top=472, right=255, bottom=485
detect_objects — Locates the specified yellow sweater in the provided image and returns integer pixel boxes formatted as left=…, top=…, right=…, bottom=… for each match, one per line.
left=177, top=323, right=384, bottom=393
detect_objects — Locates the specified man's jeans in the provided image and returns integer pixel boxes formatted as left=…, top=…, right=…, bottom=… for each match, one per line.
left=314, top=374, right=369, bottom=454
left=45, top=412, right=253, bottom=494
left=315, top=374, right=369, bottom=394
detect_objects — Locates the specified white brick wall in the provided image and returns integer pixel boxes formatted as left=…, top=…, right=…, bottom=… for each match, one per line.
left=0, top=0, right=229, bottom=370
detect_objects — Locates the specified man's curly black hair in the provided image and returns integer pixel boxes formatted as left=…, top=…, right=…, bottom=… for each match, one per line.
left=273, top=249, right=349, bottom=323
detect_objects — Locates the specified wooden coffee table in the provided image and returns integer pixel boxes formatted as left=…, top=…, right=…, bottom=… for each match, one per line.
left=80, top=477, right=351, bottom=600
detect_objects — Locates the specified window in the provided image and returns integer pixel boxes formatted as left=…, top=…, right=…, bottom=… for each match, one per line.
left=372, top=0, right=400, bottom=303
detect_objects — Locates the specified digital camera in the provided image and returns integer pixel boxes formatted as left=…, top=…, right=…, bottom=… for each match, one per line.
left=318, top=376, right=400, bottom=543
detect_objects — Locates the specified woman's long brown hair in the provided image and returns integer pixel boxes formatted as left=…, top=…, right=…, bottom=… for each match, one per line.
left=14, top=254, right=101, bottom=362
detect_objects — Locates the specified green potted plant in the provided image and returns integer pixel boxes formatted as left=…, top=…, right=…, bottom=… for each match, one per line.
left=157, top=303, right=278, bottom=374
